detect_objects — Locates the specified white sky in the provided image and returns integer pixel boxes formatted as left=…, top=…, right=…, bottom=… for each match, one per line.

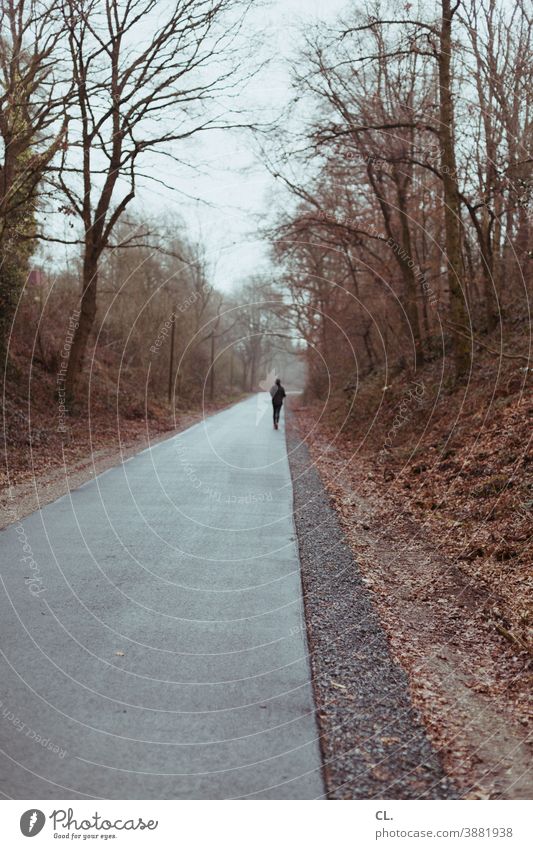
left=135, top=0, right=348, bottom=292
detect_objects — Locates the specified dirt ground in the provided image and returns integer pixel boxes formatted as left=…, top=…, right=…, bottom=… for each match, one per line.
left=291, top=404, right=532, bottom=799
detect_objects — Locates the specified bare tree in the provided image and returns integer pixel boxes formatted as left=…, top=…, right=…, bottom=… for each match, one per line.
left=269, top=13, right=441, bottom=370
left=273, top=0, right=476, bottom=379
left=0, top=0, right=69, bottom=353
left=433, top=0, right=470, bottom=376
left=58, top=0, right=251, bottom=400
left=460, top=0, right=533, bottom=328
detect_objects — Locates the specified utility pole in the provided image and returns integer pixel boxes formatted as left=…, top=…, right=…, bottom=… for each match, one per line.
left=209, top=330, right=215, bottom=403
left=168, top=310, right=176, bottom=405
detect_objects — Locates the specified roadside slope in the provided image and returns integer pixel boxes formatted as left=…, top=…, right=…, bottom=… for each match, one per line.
left=288, top=382, right=532, bottom=798
left=287, top=417, right=456, bottom=799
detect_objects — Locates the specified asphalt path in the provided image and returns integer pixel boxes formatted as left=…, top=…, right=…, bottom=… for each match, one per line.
left=0, top=394, right=324, bottom=799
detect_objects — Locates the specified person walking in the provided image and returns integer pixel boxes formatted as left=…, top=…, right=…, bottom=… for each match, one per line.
left=270, top=378, right=286, bottom=430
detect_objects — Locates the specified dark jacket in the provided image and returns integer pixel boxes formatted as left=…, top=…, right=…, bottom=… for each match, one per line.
left=270, top=384, right=286, bottom=406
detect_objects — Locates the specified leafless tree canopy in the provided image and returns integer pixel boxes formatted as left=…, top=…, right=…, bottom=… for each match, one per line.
left=54, top=0, right=252, bottom=397
left=268, top=0, right=532, bottom=389
left=1, top=0, right=531, bottom=406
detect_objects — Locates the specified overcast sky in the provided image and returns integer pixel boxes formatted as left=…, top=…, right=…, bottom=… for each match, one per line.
left=137, top=0, right=348, bottom=292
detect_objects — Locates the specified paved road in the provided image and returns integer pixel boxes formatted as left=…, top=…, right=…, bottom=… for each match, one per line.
left=0, top=395, right=324, bottom=799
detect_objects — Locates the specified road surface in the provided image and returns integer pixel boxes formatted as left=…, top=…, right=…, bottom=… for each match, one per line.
left=0, top=395, right=324, bottom=799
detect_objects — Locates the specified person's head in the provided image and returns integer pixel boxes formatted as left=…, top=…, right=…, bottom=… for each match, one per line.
left=275, top=378, right=281, bottom=386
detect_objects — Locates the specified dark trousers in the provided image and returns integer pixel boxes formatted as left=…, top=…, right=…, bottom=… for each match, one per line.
left=272, top=403, right=282, bottom=425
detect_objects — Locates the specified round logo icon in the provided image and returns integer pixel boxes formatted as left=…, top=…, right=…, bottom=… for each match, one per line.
left=20, top=810, right=46, bottom=837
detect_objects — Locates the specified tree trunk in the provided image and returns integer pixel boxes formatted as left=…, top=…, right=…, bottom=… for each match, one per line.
left=419, top=195, right=432, bottom=356
left=241, top=359, right=248, bottom=392
left=209, top=331, right=215, bottom=402
left=250, top=346, right=257, bottom=391
left=514, top=205, right=531, bottom=294
left=367, top=164, right=424, bottom=368
left=396, top=179, right=424, bottom=367
left=479, top=208, right=499, bottom=332
left=491, top=191, right=503, bottom=317
left=362, top=323, right=375, bottom=371
left=439, top=0, right=470, bottom=378
left=168, top=312, right=176, bottom=404
left=64, top=248, right=99, bottom=402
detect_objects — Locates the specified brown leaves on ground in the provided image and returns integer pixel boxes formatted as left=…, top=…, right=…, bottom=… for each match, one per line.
left=291, top=344, right=532, bottom=797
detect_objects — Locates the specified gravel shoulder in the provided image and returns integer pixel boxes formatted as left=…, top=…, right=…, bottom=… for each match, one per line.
left=287, top=404, right=532, bottom=800
left=286, top=414, right=456, bottom=800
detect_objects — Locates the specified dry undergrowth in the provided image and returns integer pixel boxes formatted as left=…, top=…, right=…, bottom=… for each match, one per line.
left=291, top=342, right=532, bottom=797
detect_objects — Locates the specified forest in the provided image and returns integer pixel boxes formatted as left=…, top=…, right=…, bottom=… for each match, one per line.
left=0, top=0, right=531, bottom=803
